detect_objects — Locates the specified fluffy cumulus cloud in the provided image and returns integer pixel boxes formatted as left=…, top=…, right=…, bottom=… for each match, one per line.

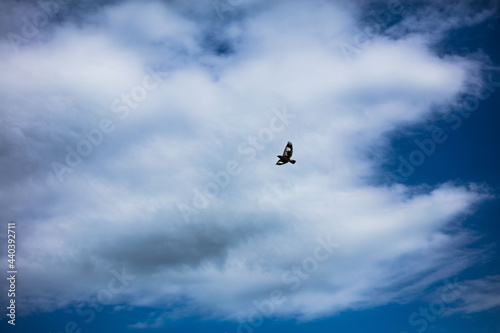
left=0, top=0, right=497, bottom=326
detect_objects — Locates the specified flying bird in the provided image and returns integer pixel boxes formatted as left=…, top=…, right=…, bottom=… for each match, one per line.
left=276, top=141, right=296, bottom=165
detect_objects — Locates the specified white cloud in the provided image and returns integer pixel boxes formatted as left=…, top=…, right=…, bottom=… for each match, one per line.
left=387, top=0, right=496, bottom=40
left=0, top=0, right=496, bottom=324
left=447, top=275, right=500, bottom=314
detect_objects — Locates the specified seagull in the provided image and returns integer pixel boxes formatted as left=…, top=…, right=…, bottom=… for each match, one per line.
left=276, top=141, right=296, bottom=165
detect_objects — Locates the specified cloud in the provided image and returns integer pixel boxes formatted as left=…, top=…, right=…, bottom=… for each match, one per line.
left=129, top=312, right=165, bottom=329
left=447, top=275, right=500, bottom=314
left=386, top=0, right=496, bottom=40
left=0, top=0, right=497, bottom=324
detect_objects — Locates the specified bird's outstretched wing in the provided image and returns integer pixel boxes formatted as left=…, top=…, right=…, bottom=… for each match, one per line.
left=283, top=141, right=293, bottom=158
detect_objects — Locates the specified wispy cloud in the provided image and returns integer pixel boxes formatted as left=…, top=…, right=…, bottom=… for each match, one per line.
left=447, top=275, right=500, bottom=314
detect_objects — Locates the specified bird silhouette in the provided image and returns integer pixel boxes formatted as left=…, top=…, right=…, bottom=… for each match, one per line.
left=276, top=141, right=296, bottom=165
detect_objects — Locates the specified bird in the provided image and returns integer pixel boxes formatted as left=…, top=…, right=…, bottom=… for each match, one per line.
left=276, top=141, right=296, bottom=165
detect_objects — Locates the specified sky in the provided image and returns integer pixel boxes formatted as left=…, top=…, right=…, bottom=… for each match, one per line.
left=0, top=0, right=499, bottom=332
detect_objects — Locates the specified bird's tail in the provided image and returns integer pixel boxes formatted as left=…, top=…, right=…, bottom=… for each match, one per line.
left=290, top=159, right=296, bottom=164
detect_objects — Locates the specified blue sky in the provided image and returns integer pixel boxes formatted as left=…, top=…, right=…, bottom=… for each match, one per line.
left=1, top=0, right=499, bottom=332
